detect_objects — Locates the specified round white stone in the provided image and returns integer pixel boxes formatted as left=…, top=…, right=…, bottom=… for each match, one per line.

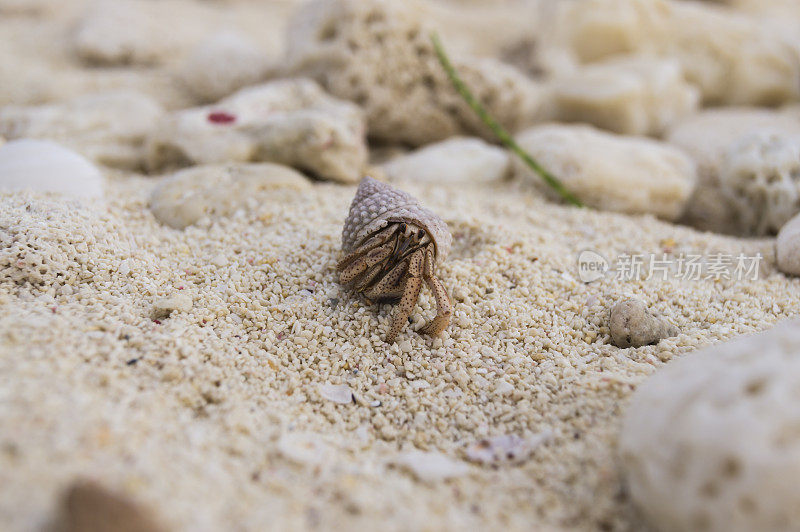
left=619, top=320, right=800, bottom=532
left=381, top=137, right=510, bottom=185
left=0, top=139, right=103, bottom=199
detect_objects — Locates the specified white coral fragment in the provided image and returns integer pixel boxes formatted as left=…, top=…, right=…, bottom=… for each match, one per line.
left=146, top=78, right=367, bottom=183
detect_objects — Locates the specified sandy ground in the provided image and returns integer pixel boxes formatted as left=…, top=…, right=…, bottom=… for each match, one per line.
left=3, top=176, right=799, bottom=531
left=3, top=1, right=800, bottom=531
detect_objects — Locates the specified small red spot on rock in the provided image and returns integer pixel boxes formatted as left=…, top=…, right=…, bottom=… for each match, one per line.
left=152, top=319, right=162, bottom=325
left=208, top=111, right=237, bottom=124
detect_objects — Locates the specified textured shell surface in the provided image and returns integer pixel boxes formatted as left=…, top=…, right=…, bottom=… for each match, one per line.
left=342, top=176, right=451, bottom=263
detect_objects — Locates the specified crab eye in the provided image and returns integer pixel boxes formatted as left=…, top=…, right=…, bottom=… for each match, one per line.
left=417, top=229, right=425, bottom=238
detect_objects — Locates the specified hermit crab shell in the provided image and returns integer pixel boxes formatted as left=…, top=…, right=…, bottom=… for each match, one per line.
left=342, top=177, right=452, bottom=264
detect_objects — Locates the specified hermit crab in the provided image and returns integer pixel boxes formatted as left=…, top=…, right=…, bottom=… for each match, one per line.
left=338, top=177, right=452, bottom=343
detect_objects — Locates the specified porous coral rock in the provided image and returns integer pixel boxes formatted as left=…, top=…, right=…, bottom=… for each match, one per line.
left=551, top=55, right=700, bottom=136
left=620, top=319, right=800, bottom=532
left=148, top=163, right=310, bottom=229
left=667, top=108, right=800, bottom=234
left=513, top=124, right=696, bottom=221
left=285, top=0, right=546, bottom=146
left=718, top=132, right=800, bottom=236
left=0, top=91, right=163, bottom=171
left=145, top=78, right=367, bottom=182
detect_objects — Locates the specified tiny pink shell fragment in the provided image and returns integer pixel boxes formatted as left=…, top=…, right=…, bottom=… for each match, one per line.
left=207, top=111, right=237, bottom=125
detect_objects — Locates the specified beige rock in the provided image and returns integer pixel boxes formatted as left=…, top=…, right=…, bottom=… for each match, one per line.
left=73, top=0, right=188, bottom=66
left=620, top=319, right=800, bottom=532
left=668, top=108, right=800, bottom=181
left=146, top=78, right=367, bottom=183
left=148, top=163, right=310, bottom=229
left=718, top=132, right=800, bottom=236
left=381, top=137, right=510, bottom=185
left=285, top=0, right=546, bottom=146
left=667, top=108, right=800, bottom=234
left=177, top=31, right=274, bottom=104
left=554, top=0, right=647, bottom=63
left=551, top=55, right=700, bottom=136
left=555, top=0, right=800, bottom=106
left=513, top=124, right=696, bottom=220
left=777, top=212, right=800, bottom=276
left=422, top=0, right=546, bottom=59
left=609, top=298, right=678, bottom=348
left=0, top=91, right=163, bottom=171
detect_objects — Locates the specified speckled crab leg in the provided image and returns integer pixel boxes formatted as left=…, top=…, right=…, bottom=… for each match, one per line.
left=337, top=224, right=399, bottom=273
left=338, top=240, right=394, bottom=285
left=386, top=248, right=424, bottom=344
left=419, top=246, right=452, bottom=337
left=353, top=260, right=391, bottom=293
left=362, top=257, right=409, bottom=302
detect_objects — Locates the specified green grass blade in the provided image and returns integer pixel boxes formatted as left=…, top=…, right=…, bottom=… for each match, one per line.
left=430, top=32, right=583, bottom=207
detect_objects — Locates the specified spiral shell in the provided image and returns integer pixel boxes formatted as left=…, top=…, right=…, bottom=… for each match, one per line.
left=341, top=177, right=452, bottom=263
